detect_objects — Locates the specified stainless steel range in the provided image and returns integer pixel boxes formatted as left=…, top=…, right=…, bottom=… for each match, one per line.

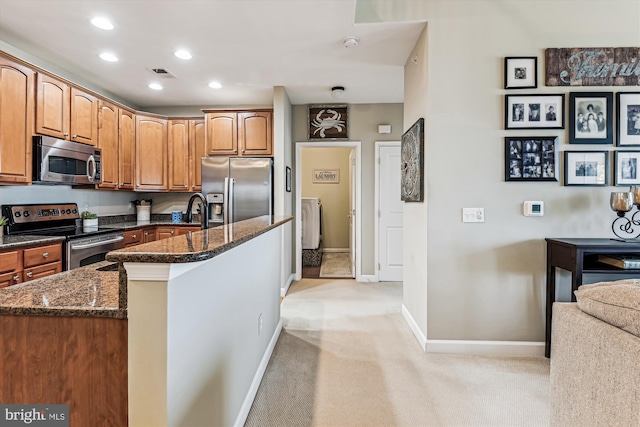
left=2, top=203, right=124, bottom=270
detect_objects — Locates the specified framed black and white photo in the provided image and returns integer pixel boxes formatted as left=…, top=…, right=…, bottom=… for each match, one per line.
left=563, top=150, right=609, bottom=186
left=504, top=57, right=537, bottom=89
left=616, top=92, right=640, bottom=146
left=285, top=166, right=291, bottom=192
left=505, top=94, right=564, bottom=129
left=569, top=92, right=613, bottom=144
left=505, top=136, right=557, bottom=181
left=614, top=151, right=640, bottom=186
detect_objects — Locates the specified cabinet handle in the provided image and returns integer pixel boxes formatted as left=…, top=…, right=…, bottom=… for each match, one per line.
left=26, top=272, right=33, bottom=278
left=42, top=252, right=49, bottom=258
left=171, top=231, right=174, bottom=234
left=72, top=134, right=78, bottom=138
left=132, top=234, right=137, bottom=238
left=63, top=132, right=69, bottom=136
left=13, top=275, right=20, bottom=282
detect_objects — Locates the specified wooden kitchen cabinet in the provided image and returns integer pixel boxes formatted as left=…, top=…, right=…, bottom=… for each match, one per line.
left=97, top=100, right=119, bottom=189
left=135, top=114, right=168, bottom=191
left=156, top=227, right=177, bottom=240
left=124, top=229, right=143, bottom=247
left=0, top=242, right=62, bottom=288
left=0, top=56, right=34, bottom=185
left=168, top=120, right=190, bottom=191
left=143, top=228, right=157, bottom=243
left=36, top=74, right=98, bottom=145
left=177, top=226, right=201, bottom=235
left=190, top=119, right=205, bottom=191
left=204, top=110, right=272, bottom=157
left=119, top=109, right=136, bottom=190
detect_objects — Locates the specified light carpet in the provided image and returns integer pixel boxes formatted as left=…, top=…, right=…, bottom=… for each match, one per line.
left=245, top=279, right=550, bottom=427
left=319, top=253, right=352, bottom=278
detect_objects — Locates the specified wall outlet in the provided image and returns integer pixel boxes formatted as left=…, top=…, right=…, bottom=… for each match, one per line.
left=258, top=313, right=263, bottom=336
left=462, top=207, right=485, bottom=223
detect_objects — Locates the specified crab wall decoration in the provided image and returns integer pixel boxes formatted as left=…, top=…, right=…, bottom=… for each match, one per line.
left=308, top=105, right=348, bottom=140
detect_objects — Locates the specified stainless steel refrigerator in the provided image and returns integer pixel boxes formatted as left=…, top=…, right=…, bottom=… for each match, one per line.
left=201, top=157, right=273, bottom=224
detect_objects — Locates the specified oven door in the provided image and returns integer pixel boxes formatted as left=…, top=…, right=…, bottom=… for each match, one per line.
left=34, top=136, right=102, bottom=185
left=67, top=232, right=125, bottom=270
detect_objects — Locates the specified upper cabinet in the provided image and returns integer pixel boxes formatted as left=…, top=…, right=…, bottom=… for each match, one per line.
left=0, top=56, right=34, bottom=185
left=135, top=114, right=167, bottom=191
left=204, top=110, right=272, bottom=157
left=119, top=110, right=136, bottom=190
left=36, top=74, right=98, bottom=146
left=97, top=100, right=119, bottom=189
left=190, top=119, right=205, bottom=191
left=168, top=120, right=190, bottom=191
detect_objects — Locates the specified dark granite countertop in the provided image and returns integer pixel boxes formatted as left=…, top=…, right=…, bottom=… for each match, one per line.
left=0, top=235, right=66, bottom=251
left=107, top=215, right=293, bottom=264
left=113, top=220, right=205, bottom=230
left=0, top=260, right=125, bottom=319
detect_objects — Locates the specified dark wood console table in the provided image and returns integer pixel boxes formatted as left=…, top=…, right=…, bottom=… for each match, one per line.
left=545, top=238, right=640, bottom=357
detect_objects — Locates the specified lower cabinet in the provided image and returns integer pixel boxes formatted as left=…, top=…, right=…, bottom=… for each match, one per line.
left=143, top=228, right=157, bottom=243
left=123, top=225, right=202, bottom=248
left=0, top=242, right=63, bottom=288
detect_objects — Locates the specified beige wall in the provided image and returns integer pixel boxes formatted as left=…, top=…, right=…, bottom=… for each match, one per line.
left=301, top=147, right=352, bottom=249
left=359, top=0, right=640, bottom=342
left=292, top=103, right=404, bottom=274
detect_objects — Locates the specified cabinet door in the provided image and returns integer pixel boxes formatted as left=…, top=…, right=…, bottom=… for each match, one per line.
left=205, top=112, right=237, bottom=155
left=177, top=226, right=201, bottom=235
left=97, top=101, right=119, bottom=189
left=24, top=261, right=62, bottom=282
left=36, top=73, right=70, bottom=139
left=0, top=249, right=22, bottom=274
left=135, top=115, right=167, bottom=191
left=143, top=228, right=157, bottom=243
left=23, top=243, right=62, bottom=268
left=189, top=119, right=205, bottom=191
left=156, top=227, right=176, bottom=240
left=119, top=110, right=135, bottom=190
left=70, top=87, right=98, bottom=145
left=0, top=271, right=22, bottom=288
left=238, top=112, right=272, bottom=156
left=168, top=120, right=190, bottom=191
left=0, top=57, right=34, bottom=184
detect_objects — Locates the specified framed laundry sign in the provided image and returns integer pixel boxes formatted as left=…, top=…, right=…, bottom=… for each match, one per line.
left=312, top=169, right=340, bottom=183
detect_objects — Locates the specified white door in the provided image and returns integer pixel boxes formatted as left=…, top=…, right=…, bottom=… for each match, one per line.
left=379, top=144, right=403, bottom=281
left=349, top=149, right=356, bottom=278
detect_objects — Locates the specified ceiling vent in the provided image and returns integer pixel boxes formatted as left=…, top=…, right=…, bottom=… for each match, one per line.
left=148, top=68, right=177, bottom=78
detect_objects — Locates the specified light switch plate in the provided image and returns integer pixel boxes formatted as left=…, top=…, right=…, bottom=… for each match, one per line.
left=462, top=207, right=485, bottom=223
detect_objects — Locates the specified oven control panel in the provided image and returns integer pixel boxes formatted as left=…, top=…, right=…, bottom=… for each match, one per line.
left=4, top=203, right=79, bottom=224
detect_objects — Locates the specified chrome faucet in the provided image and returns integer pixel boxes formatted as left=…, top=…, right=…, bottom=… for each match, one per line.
left=186, top=193, right=209, bottom=229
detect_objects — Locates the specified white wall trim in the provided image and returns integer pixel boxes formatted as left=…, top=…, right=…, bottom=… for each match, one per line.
left=425, top=340, right=545, bottom=357
left=322, top=247, right=350, bottom=253
left=358, top=274, right=378, bottom=282
left=402, top=304, right=427, bottom=351
left=295, top=141, right=362, bottom=282
left=281, top=273, right=295, bottom=297
left=233, top=319, right=283, bottom=427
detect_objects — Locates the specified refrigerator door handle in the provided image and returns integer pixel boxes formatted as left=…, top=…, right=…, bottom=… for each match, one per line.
left=224, top=177, right=235, bottom=224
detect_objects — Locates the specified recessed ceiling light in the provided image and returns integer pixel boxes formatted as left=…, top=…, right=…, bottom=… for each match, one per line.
left=208, top=81, right=222, bottom=89
left=99, top=52, right=118, bottom=62
left=174, top=49, right=192, bottom=60
left=91, top=17, right=114, bottom=30
left=148, top=83, right=163, bottom=90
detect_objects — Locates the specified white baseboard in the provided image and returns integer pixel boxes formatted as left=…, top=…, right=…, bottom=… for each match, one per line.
left=357, top=274, right=378, bottom=282
left=233, top=319, right=283, bottom=427
left=401, top=304, right=427, bottom=351
left=322, top=248, right=349, bottom=253
left=425, top=339, right=545, bottom=357
left=281, top=273, right=295, bottom=297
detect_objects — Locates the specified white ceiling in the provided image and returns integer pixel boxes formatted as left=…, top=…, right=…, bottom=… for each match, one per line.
left=0, top=0, right=425, bottom=109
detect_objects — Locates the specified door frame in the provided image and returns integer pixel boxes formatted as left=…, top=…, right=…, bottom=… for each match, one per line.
left=375, top=140, right=401, bottom=281
left=295, top=141, right=362, bottom=281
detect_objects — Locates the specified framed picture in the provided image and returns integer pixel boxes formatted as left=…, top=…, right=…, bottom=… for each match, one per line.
left=563, top=150, right=609, bottom=186
left=505, top=94, right=564, bottom=129
left=308, top=104, right=348, bottom=140
left=569, top=92, right=613, bottom=144
left=285, top=166, right=291, bottom=192
left=616, top=92, right=640, bottom=146
left=504, top=57, right=537, bottom=89
left=614, top=151, right=640, bottom=186
left=401, top=118, right=424, bottom=202
left=505, top=136, right=557, bottom=181
left=312, top=169, right=339, bottom=183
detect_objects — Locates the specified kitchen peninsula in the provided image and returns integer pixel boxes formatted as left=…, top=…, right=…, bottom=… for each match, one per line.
left=0, top=215, right=292, bottom=427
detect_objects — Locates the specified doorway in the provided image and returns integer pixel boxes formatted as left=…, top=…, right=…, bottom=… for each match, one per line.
left=295, top=141, right=361, bottom=281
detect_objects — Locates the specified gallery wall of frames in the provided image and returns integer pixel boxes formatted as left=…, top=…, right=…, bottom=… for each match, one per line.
left=503, top=48, right=640, bottom=187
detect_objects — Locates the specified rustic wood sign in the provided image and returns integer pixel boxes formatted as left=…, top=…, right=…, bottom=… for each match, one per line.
left=545, top=47, right=640, bottom=86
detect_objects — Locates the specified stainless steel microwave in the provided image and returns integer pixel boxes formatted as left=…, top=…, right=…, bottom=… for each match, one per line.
left=32, top=135, right=102, bottom=185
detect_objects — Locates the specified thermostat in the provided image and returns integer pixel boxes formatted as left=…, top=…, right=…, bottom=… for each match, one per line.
left=523, top=201, right=544, bottom=216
